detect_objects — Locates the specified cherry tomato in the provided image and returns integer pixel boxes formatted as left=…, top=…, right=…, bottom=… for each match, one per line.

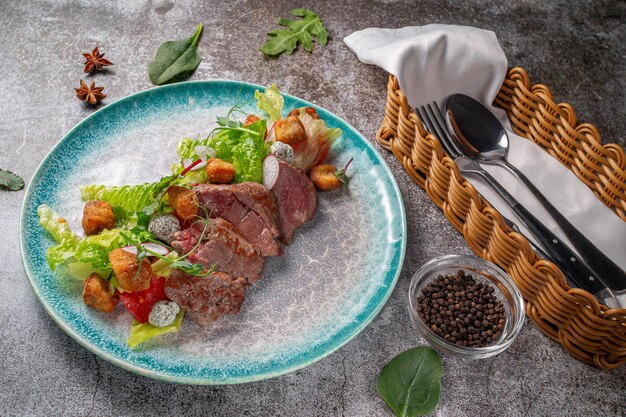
left=118, top=276, right=168, bottom=323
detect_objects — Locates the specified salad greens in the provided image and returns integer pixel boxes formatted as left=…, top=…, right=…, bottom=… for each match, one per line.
left=148, top=23, right=203, bottom=85
left=127, top=308, right=185, bottom=349
left=377, top=347, right=443, bottom=417
left=36, top=82, right=347, bottom=350
left=173, top=119, right=269, bottom=183
left=38, top=205, right=152, bottom=279
left=260, top=9, right=329, bottom=58
left=254, top=83, right=284, bottom=122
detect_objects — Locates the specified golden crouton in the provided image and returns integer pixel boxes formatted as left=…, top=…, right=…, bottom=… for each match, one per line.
left=243, top=114, right=260, bottom=127
left=83, top=273, right=118, bottom=312
left=82, top=200, right=115, bottom=236
left=109, top=248, right=152, bottom=292
left=275, top=115, right=307, bottom=145
left=206, top=158, right=236, bottom=184
left=309, top=164, right=342, bottom=191
left=167, top=186, right=198, bottom=220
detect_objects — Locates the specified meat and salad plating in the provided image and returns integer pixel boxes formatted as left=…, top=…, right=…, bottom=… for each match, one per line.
left=37, top=84, right=351, bottom=348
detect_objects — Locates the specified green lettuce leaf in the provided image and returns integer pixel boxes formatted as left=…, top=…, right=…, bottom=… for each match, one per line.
left=38, top=205, right=152, bottom=278
left=38, top=205, right=78, bottom=244
left=172, top=120, right=269, bottom=183
left=80, top=172, right=180, bottom=216
left=127, top=308, right=185, bottom=349
left=80, top=183, right=161, bottom=213
left=254, top=83, right=284, bottom=122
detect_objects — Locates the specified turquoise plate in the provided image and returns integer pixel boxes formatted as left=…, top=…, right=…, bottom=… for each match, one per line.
left=20, top=80, right=406, bottom=384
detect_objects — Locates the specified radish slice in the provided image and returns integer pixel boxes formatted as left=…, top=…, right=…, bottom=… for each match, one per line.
left=182, top=158, right=207, bottom=171
left=121, top=245, right=138, bottom=255
left=121, top=242, right=170, bottom=256
left=262, top=154, right=280, bottom=189
left=142, top=242, right=170, bottom=256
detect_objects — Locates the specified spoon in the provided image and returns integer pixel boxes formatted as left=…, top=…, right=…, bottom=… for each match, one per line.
left=445, top=94, right=626, bottom=292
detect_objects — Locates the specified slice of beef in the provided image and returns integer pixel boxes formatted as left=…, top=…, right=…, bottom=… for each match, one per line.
left=171, top=218, right=264, bottom=283
left=165, top=269, right=245, bottom=327
left=271, top=161, right=317, bottom=244
left=194, top=183, right=283, bottom=257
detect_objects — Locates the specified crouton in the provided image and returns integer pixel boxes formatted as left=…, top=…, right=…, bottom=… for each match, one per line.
left=309, top=164, right=342, bottom=191
left=82, top=200, right=115, bottom=236
left=275, top=114, right=307, bottom=145
left=167, top=185, right=198, bottom=220
left=83, top=273, right=118, bottom=312
left=206, top=158, right=236, bottom=184
left=244, top=114, right=260, bottom=127
left=109, top=248, right=152, bottom=292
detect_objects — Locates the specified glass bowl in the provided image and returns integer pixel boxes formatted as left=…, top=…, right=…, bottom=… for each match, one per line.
left=408, top=255, right=525, bottom=359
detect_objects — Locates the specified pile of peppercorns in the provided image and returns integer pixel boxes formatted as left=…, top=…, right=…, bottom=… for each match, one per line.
left=415, top=269, right=506, bottom=348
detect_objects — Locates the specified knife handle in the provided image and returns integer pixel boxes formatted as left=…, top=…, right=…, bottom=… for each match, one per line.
left=500, top=160, right=626, bottom=291
left=478, top=170, right=607, bottom=294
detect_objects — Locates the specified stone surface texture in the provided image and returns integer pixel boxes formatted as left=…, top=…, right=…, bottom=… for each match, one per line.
left=1, top=0, right=624, bottom=416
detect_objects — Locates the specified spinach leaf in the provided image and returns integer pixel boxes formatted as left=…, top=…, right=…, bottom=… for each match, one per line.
left=148, top=23, right=203, bottom=85
left=0, top=169, right=24, bottom=191
left=377, top=347, right=443, bottom=417
left=260, top=9, right=329, bottom=58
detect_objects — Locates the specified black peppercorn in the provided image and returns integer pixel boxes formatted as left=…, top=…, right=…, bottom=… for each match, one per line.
left=416, top=270, right=507, bottom=348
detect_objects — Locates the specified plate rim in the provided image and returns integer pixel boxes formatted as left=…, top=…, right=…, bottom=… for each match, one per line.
left=19, top=79, right=407, bottom=384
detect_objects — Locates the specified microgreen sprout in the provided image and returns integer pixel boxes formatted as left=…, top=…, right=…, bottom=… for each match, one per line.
left=334, top=157, right=353, bottom=186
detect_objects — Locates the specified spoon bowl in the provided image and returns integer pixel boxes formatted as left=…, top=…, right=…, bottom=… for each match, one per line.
left=445, top=94, right=509, bottom=162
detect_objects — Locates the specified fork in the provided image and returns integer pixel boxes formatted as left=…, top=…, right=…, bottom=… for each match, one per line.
left=416, top=102, right=614, bottom=301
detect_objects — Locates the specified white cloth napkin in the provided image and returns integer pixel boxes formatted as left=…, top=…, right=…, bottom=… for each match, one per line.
left=344, top=24, right=626, bottom=274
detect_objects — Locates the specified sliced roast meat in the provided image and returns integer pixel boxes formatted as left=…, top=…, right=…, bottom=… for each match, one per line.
left=194, top=183, right=283, bottom=256
left=165, top=269, right=246, bottom=327
left=171, top=218, right=264, bottom=283
left=271, top=161, right=317, bottom=244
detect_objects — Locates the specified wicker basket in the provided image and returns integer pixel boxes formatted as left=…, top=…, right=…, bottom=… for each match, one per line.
left=377, top=67, right=626, bottom=370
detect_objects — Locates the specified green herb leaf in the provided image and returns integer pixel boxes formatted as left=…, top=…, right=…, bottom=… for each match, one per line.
left=334, top=170, right=350, bottom=186
left=377, top=347, right=443, bottom=417
left=148, top=23, right=203, bottom=85
left=0, top=169, right=25, bottom=191
left=260, top=9, right=329, bottom=58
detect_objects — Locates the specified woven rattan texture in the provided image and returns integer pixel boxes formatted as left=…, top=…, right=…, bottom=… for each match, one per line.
left=377, top=69, right=626, bottom=370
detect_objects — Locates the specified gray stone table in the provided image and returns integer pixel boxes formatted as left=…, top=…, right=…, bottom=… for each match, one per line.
left=1, top=1, right=624, bottom=416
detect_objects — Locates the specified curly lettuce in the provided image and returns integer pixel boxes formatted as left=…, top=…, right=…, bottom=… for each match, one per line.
left=38, top=204, right=152, bottom=279
left=254, top=83, right=284, bottom=122
left=127, top=308, right=185, bottom=349
left=172, top=119, right=269, bottom=183
left=80, top=182, right=161, bottom=213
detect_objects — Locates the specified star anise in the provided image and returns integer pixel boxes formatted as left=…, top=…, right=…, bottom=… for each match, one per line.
left=75, top=79, right=106, bottom=105
left=82, top=47, right=113, bottom=73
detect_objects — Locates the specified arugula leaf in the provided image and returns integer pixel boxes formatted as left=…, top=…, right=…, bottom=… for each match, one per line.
left=377, top=347, right=443, bottom=417
left=0, top=169, right=25, bottom=191
left=261, top=9, right=329, bottom=58
left=254, top=83, right=284, bottom=122
left=148, top=23, right=203, bottom=85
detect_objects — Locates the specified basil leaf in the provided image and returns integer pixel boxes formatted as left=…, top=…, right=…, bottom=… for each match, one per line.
left=0, top=169, right=25, bottom=191
left=148, top=23, right=203, bottom=85
left=260, top=9, right=329, bottom=58
left=377, top=347, right=443, bottom=417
